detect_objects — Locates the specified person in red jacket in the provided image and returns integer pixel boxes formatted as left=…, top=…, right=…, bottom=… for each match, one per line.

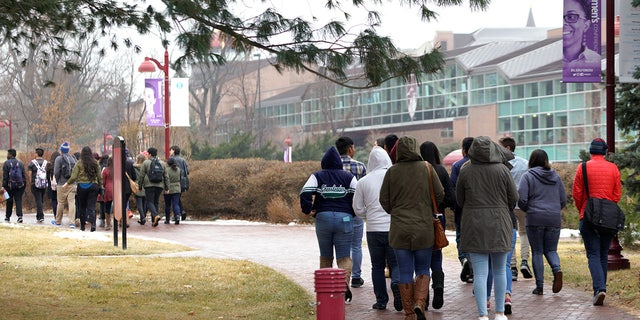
left=571, top=138, right=621, bottom=306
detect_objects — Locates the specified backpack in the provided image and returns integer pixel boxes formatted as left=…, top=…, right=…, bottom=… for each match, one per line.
left=32, top=159, right=48, bottom=189
left=8, top=160, right=25, bottom=190
left=147, top=158, right=164, bottom=183
left=60, top=155, right=73, bottom=179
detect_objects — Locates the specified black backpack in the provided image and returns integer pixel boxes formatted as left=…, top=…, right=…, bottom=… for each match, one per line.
left=148, top=158, right=164, bottom=183
left=60, top=155, right=73, bottom=179
left=8, top=160, right=25, bottom=190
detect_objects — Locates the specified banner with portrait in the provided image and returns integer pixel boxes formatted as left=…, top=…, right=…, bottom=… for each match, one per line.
left=144, top=78, right=164, bottom=127
left=562, top=0, right=602, bottom=83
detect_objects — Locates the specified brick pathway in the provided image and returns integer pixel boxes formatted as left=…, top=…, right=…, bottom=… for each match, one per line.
left=11, top=214, right=640, bottom=319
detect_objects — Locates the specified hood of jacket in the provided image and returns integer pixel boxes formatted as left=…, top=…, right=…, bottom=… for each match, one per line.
left=528, top=166, right=560, bottom=185
left=468, top=136, right=514, bottom=166
left=396, top=136, right=423, bottom=163
left=321, top=146, right=343, bottom=170
left=367, top=146, right=392, bottom=173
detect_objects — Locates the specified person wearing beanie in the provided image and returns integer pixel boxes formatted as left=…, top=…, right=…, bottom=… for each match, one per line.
left=52, top=142, right=78, bottom=228
left=571, top=138, right=621, bottom=306
left=60, top=142, right=70, bottom=154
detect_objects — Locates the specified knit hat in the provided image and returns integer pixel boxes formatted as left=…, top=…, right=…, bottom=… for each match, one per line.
left=60, top=142, right=70, bottom=154
left=589, top=138, right=608, bottom=155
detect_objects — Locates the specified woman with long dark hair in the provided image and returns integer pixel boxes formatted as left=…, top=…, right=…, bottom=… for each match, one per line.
left=62, top=146, right=101, bottom=231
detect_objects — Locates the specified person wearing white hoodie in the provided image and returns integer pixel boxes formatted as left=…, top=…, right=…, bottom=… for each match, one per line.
left=353, top=146, right=402, bottom=312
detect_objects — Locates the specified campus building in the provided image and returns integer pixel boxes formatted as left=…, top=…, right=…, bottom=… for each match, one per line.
left=206, top=15, right=617, bottom=162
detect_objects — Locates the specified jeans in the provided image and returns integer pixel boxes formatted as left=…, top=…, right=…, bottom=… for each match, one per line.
left=164, top=193, right=181, bottom=221
left=5, top=187, right=25, bottom=219
left=76, top=183, right=100, bottom=228
left=579, top=219, right=613, bottom=295
left=527, top=225, right=561, bottom=288
left=144, top=187, right=163, bottom=220
left=314, top=211, right=353, bottom=259
left=31, top=186, right=46, bottom=220
left=454, top=219, right=469, bottom=264
left=351, top=216, right=364, bottom=279
left=367, top=231, right=400, bottom=305
left=505, top=229, right=517, bottom=294
left=469, top=252, right=508, bottom=316
left=394, top=248, right=432, bottom=284
left=135, top=195, right=147, bottom=221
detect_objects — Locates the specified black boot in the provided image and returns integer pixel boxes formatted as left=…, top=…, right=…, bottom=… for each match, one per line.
left=432, top=270, right=445, bottom=309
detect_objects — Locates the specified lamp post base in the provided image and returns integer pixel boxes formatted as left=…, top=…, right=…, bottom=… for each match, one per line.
left=607, top=235, right=630, bottom=271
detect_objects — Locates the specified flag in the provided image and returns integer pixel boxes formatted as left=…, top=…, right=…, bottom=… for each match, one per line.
left=170, top=78, right=190, bottom=126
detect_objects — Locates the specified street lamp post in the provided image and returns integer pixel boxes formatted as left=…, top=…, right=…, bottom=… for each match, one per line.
left=254, top=53, right=262, bottom=148
left=138, top=48, right=171, bottom=159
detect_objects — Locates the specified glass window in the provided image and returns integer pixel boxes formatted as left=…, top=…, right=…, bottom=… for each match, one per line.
left=540, top=97, right=554, bottom=112
left=499, top=87, right=511, bottom=101
left=540, top=80, right=553, bottom=96
left=526, top=99, right=539, bottom=113
left=512, top=85, right=524, bottom=99
left=554, top=80, right=567, bottom=94
left=543, top=129, right=554, bottom=143
left=471, top=90, right=484, bottom=105
left=525, top=83, right=538, bottom=97
left=554, top=96, right=567, bottom=110
left=498, top=118, right=511, bottom=132
left=498, top=102, right=511, bottom=116
left=485, top=73, right=498, bottom=87
left=512, top=100, right=525, bottom=115
left=486, top=88, right=497, bottom=103
left=569, top=93, right=585, bottom=109
left=569, top=110, right=585, bottom=125
left=471, top=75, right=484, bottom=89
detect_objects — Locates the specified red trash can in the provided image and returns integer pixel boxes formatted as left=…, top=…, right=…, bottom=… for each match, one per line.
left=314, top=268, right=346, bottom=320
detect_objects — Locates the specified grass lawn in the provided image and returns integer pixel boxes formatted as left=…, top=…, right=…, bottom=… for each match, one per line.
left=0, top=224, right=315, bottom=320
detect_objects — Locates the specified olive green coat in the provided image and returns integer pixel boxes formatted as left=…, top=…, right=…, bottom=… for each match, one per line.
left=380, top=136, right=444, bottom=250
left=456, top=136, right=518, bottom=253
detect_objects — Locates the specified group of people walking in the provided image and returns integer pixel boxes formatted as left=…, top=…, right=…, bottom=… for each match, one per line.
left=2, top=142, right=190, bottom=231
left=300, top=135, right=622, bottom=320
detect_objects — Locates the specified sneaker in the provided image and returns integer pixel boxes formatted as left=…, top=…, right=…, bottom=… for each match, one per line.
left=4, top=218, right=9, bottom=222
left=164, top=220, right=170, bottom=224
left=593, top=291, right=605, bottom=306
left=532, top=287, right=543, bottom=295
left=345, top=285, right=352, bottom=304
left=51, top=220, right=61, bottom=226
left=372, top=302, right=386, bottom=310
left=504, top=294, right=512, bottom=315
left=461, top=258, right=471, bottom=282
left=351, top=277, right=364, bottom=288
left=495, top=313, right=508, bottom=320
left=520, top=260, right=533, bottom=279
left=478, top=317, right=489, bottom=320
left=181, top=211, right=187, bottom=221
left=552, top=271, right=563, bottom=293
left=74, top=218, right=81, bottom=228
left=152, top=216, right=160, bottom=227
left=99, top=219, right=105, bottom=228
left=37, top=219, right=44, bottom=223
left=391, top=282, right=403, bottom=311
left=174, top=219, right=179, bottom=225
left=17, top=217, right=23, bottom=223
left=137, top=220, right=146, bottom=225
left=511, top=267, right=518, bottom=281
left=69, top=224, right=75, bottom=229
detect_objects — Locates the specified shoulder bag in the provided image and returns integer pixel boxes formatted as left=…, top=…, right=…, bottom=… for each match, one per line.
left=581, top=162, right=625, bottom=236
left=427, top=162, right=449, bottom=250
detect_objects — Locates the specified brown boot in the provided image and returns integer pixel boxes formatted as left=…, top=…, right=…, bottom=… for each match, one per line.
left=319, top=256, right=333, bottom=268
left=336, top=257, right=353, bottom=303
left=399, top=283, right=416, bottom=320
left=414, top=274, right=430, bottom=320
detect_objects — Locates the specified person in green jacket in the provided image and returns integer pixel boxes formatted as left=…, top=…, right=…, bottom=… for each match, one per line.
left=137, top=147, right=169, bottom=227
left=62, top=146, right=102, bottom=232
left=163, top=157, right=182, bottom=224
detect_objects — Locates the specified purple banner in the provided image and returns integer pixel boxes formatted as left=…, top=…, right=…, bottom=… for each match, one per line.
left=562, top=0, right=601, bottom=83
left=144, top=78, right=164, bottom=126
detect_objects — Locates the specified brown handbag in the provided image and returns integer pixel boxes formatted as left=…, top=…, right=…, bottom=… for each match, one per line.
left=426, top=162, right=449, bottom=250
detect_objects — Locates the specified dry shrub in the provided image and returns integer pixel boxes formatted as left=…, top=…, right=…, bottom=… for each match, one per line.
left=266, top=196, right=294, bottom=224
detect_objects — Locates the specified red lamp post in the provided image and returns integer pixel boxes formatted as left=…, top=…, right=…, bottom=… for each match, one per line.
left=138, top=48, right=170, bottom=159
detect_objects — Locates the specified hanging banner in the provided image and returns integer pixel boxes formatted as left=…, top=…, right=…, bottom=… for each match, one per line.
left=619, top=0, right=640, bottom=83
left=562, top=0, right=602, bottom=83
left=406, top=74, right=417, bottom=120
left=170, top=78, right=191, bottom=127
left=144, top=78, right=164, bottom=127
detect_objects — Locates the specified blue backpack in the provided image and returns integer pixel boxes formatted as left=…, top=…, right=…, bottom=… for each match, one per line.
left=8, top=160, right=25, bottom=190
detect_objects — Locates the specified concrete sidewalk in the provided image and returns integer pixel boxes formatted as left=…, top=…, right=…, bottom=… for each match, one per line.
left=6, top=213, right=640, bottom=319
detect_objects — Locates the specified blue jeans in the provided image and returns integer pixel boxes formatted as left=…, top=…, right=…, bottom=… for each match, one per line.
left=164, top=193, right=181, bottom=221
left=469, top=252, right=508, bottom=316
left=579, top=220, right=613, bottom=295
left=367, top=231, right=399, bottom=305
left=351, top=216, right=364, bottom=279
left=314, top=211, right=353, bottom=259
left=394, top=248, right=432, bottom=284
left=527, top=225, right=561, bottom=288
left=505, top=228, right=517, bottom=294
